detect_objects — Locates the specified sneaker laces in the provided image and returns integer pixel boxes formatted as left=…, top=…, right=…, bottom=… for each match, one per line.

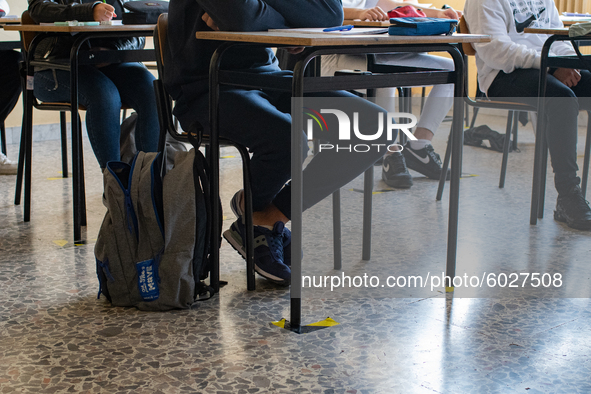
left=424, top=145, right=443, bottom=166
left=388, top=153, right=407, bottom=173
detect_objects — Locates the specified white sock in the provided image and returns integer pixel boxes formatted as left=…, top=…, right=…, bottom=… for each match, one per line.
left=408, top=139, right=430, bottom=150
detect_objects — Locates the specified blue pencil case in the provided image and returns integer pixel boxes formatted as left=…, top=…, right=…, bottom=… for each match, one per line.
left=388, top=17, right=457, bottom=36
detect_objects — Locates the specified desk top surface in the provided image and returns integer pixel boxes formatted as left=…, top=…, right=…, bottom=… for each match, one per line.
left=195, top=30, right=490, bottom=46
left=524, top=27, right=572, bottom=35
left=0, top=17, right=21, bottom=25
left=4, top=23, right=154, bottom=33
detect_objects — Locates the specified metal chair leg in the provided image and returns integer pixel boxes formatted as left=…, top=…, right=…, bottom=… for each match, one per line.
left=362, top=165, right=373, bottom=261
left=235, top=144, right=255, bottom=291
left=499, top=111, right=515, bottom=189
left=60, top=112, right=68, bottom=178
left=0, top=122, right=6, bottom=155
left=436, top=132, right=452, bottom=201
left=538, top=139, right=549, bottom=219
left=582, top=111, right=591, bottom=198
left=332, top=190, right=341, bottom=270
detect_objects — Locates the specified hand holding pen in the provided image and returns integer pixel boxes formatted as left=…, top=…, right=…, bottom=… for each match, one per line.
left=93, top=1, right=116, bottom=22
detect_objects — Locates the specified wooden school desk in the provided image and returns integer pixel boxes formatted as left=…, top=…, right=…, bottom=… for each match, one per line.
left=5, top=23, right=155, bottom=242
left=196, top=30, right=490, bottom=331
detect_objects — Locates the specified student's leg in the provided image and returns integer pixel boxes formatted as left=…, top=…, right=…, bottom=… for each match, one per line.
left=488, top=68, right=591, bottom=229
left=192, top=87, right=295, bottom=216
left=271, top=90, right=390, bottom=219
left=488, top=69, right=579, bottom=194
left=100, top=63, right=160, bottom=153
left=375, top=52, right=454, bottom=138
left=0, top=50, right=22, bottom=124
left=34, top=67, right=124, bottom=168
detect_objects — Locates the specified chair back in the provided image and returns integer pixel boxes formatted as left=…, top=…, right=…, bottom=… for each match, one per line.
left=20, top=11, right=38, bottom=54
left=153, top=13, right=199, bottom=148
left=458, top=16, right=476, bottom=56
left=154, top=13, right=168, bottom=78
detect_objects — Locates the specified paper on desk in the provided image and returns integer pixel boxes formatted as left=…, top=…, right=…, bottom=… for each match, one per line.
left=268, top=27, right=389, bottom=35
left=569, top=21, right=591, bottom=36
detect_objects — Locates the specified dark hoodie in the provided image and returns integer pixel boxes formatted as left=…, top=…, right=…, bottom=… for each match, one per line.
left=164, top=0, right=344, bottom=127
left=28, top=0, right=145, bottom=60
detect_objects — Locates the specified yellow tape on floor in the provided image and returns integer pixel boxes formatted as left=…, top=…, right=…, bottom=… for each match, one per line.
left=271, top=317, right=340, bottom=333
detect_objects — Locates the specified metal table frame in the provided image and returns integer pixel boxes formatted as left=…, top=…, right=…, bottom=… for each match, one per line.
left=207, top=39, right=468, bottom=332
left=16, top=27, right=154, bottom=242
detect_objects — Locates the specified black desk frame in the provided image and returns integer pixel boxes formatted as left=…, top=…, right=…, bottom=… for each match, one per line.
left=531, top=35, right=591, bottom=225
left=209, top=42, right=465, bottom=332
left=20, top=30, right=154, bottom=242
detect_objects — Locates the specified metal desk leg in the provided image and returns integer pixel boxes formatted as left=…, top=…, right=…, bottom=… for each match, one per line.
left=290, top=55, right=309, bottom=333
left=530, top=39, right=553, bottom=225
left=446, top=46, right=465, bottom=283
left=362, top=165, right=373, bottom=261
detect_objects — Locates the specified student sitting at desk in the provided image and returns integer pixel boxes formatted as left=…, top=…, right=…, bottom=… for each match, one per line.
left=27, top=0, right=159, bottom=169
left=0, top=0, right=20, bottom=175
left=322, top=0, right=461, bottom=189
left=465, top=0, right=591, bottom=230
left=165, top=0, right=392, bottom=285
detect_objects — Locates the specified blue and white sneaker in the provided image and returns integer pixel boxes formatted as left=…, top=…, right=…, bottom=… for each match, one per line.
left=223, top=218, right=291, bottom=285
left=230, top=189, right=293, bottom=265
left=282, top=226, right=292, bottom=267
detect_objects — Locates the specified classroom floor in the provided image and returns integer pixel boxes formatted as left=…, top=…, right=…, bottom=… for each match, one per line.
left=1, top=109, right=591, bottom=394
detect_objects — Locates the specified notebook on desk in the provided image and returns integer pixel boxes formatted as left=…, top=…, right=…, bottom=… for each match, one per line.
left=268, top=27, right=389, bottom=35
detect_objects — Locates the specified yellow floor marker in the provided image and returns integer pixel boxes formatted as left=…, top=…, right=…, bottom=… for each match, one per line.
left=53, top=240, right=68, bottom=247
left=271, top=317, right=340, bottom=333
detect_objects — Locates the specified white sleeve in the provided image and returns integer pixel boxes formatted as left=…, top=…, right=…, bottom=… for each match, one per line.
left=342, top=0, right=368, bottom=8
left=548, top=4, right=576, bottom=56
left=0, top=0, right=10, bottom=13
left=467, top=0, right=541, bottom=72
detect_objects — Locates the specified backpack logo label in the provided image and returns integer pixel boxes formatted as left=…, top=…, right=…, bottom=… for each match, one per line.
left=136, top=259, right=160, bottom=301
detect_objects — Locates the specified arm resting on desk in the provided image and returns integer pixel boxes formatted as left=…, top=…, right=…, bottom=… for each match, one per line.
left=28, top=0, right=96, bottom=23
left=197, top=0, right=344, bottom=31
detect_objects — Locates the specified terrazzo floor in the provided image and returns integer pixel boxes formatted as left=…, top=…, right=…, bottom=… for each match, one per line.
left=1, top=110, right=591, bottom=393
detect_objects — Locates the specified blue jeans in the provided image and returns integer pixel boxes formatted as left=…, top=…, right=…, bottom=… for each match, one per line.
left=34, top=63, right=159, bottom=168
left=187, top=80, right=390, bottom=219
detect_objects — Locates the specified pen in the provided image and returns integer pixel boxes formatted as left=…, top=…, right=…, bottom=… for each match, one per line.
left=562, top=12, right=591, bottom=17
left=323, top=25, right=354, bottom=32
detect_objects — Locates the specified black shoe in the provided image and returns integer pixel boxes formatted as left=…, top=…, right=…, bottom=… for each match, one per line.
left=554, top=185, right=591, bottom=230
left=402, top=143, right=450, bottom=180
left=381, top=152, right=413, bottom=188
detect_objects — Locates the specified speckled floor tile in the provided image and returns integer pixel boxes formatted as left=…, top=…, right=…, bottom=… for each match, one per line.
left=1, top=111, right=591, bottom=393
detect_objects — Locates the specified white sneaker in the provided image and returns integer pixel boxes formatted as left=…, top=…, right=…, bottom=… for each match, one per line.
left=0, top=153, right=18, bottom=175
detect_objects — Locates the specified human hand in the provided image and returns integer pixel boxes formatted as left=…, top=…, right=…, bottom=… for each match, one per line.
left=424, top=7, right=461, bottom=19
left=93, top=3, right=116, bottom=22
left=202, top=12, right=219, bottom=31
left=440, top=7, right=462, bottom=19
left=285, top=46, right=305, bottom=54
left=553, top=68, right=581, bottom=87
left=358, top=6, right=389, bottom=21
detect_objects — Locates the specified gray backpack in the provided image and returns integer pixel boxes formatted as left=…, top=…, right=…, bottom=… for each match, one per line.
left=94, top=149, right=217, bottom=311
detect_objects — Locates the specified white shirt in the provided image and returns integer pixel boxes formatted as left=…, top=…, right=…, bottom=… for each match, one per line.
left=341, top=0, right=379, bottom=9
left=0, top=0, right=10, bottom=13
left=464, top=0, right=576, bottom=94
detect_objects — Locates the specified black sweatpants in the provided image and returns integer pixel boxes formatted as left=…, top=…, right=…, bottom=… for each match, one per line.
left=488, top=68, right=591, bottom=195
